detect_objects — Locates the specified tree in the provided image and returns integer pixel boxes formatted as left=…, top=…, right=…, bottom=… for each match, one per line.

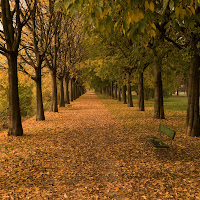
left=0, top=0, right=34, bottom=136
left=20, top=0, right=59, bottom=119
left=45, top=12, right=62, bottom=112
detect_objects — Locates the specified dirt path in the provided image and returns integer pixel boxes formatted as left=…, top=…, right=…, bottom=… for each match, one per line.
left=0, top=92, right=136, bottom=199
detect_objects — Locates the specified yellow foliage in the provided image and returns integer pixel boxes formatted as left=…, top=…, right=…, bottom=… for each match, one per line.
left=147, top=27, right=156, bottom=38
left=134, top=9, right=144, bottom=23
left=145, top=1, right=149, bottom=11
left=150, top=23, right=156, bottom=30
left=190, top=6, right=195, bottom=14
left=114, top=22, right=118, bottom=30
left=149, top=2, right=154, bottom=12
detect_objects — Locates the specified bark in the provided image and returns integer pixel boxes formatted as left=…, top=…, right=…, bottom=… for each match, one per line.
left=7, top=52, right=23, bottom=136
left=111, top=81, right=114, bottom=98
left=127, top=74, right=133, bottom=107
left=64, top=76, right=70, bottom=104
left=50, top=69, right=58, bottom=112
left=70, top=78, right=74, bottom=102
left=74, top=81, right=77, bottom=100
left=109, top=85, right=111, bottom=97
left=59, top=77, right=65, bottom=107
left=138, top=72, right=145, bottom=111
left=186, top=52, right=200, bottom=137
left=114, top=84, right=118, bottom=100
left=122, top=85, right=127, bottom=104
left=35, top=65, right=45, bottom=121
left=78, top=86, right=81, bottom=97
left=153, top=51, right=165, bottom=119
left=118, top=86, right=121, bottom=101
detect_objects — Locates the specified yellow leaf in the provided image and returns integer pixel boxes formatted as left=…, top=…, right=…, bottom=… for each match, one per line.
left=150, top=30, right=156, bottom=37
left=127, top=15, right=132, bottom=26
left=149, top=2, right=154, bottom=12
left=190, top=6, right=195, bottom=14
left=134, top=9, right=144, bottom=23
left=114, top=22, right=118, bottom=30
left=150, top=23, right=156, bottom=30
left=145, top=1, right=149, bottom=11
left=175, top=7, right=180, bottom=18
left=180, top=8, right=186, bottom=19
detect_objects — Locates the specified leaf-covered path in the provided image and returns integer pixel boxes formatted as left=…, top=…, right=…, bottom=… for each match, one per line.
left=0, top=92, right=200, bottom=199
left=0, top=92, right=134, bottom=199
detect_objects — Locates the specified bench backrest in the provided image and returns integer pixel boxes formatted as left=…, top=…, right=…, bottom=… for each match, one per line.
left=159, top=124, right=176, bottom=139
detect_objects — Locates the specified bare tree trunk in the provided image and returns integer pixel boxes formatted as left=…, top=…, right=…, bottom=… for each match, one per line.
left=138, top=72, right=145, bottom=111
left=59, top=77, right=65, bottom=107
left=64, top=76, right=70, bottom=104
left=70, top=78, right=74, bottom=102
left=186, top=52, right=200, bottom=137
left=50, top=69, right=58, bottom=112
left=127, top=74, right=133, bottom=107
left=109, top=85, right=111, bottom=97
left=118, top=86, right=121, bottom=101
left=74, top=81, right=77, bottom=100
left=7, top=52, right=23, bottom=136
left=154, top=51, right=165, bottom=119
left=114, top=84, right=117, bottom=100
left=122, top=85, right=127, bottom=104
left=111, top=81, right=114, bottom=98
left=35, top=66, right=45, bottom=121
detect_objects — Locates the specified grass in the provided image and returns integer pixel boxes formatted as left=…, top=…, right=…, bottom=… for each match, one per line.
left=97, top=93, right=188, bottom=133
left=135, top=95, right=188, bottom=112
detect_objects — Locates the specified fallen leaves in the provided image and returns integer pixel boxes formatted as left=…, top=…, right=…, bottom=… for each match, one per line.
left=0, top=92, right=200, bottom=199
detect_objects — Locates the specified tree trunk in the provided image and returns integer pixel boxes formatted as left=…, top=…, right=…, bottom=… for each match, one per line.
left=109, top=85, right=111, bottom=97
left=138, top=72, right=145, bottom=111
left=111, top=81, right=114, bottom=98
left=118, top=86, right=121, bottom=101
left=127, top=74, right=133, bottom=107
left=7, top=52, right=23, bottom=136
left=186, top=52, right=200, bottom=137
left=64, top=76, right=70, bottom=104
left=122, top=85, right=127, bottom=104
left=59, top=77, right=65, bottom=107
left=35, top=66, right=45, bottom=121
left=154, top=51, right=165, bottom=119
left=50, top=69, right=58, bottom=112
left=74, top=81, right=77, bottom=100
left=70, top=78, right=74, bottom=102
left=115, top=84, right=118, bottom=100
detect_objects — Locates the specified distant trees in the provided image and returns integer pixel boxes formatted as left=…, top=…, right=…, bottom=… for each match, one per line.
left=61, top=0, right=200, bottom=137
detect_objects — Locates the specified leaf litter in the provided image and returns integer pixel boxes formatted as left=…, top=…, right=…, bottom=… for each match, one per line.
left=0, top=92, right=200, bottom=199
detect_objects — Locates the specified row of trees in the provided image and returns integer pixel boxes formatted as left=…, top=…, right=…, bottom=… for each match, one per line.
left=0, top=0, right=86, bottom=136
left=60, top=0, right=200, bottom=137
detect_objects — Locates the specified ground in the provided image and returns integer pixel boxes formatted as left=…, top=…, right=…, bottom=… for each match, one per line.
left=0, top=92, right=200, bottom=199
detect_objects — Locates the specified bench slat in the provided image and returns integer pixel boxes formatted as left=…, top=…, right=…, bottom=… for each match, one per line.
left=146, top=136, right=169, bottom=148
left=159, top=124, right=176, bottom=139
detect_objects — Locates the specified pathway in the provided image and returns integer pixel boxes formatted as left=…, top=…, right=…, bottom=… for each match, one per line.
left=0, top=92, right=136, bottom=199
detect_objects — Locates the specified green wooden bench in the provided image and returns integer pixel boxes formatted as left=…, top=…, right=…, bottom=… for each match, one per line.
left=146, top=124, right=176, bottom=148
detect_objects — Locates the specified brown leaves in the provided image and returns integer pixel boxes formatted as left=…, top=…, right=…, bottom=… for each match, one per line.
left=0, top=92, right=200, bottom=199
